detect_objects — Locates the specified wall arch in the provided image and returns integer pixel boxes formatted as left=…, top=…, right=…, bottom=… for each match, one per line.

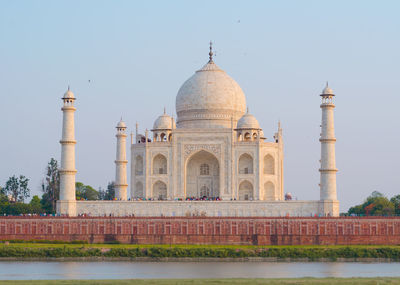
left=135, top=155, right=143, bottom=175
left=160, top=133, right=166, bottom=141
left=135, top=181, right=144, bottom=198
left=153, top=181, right=167, bottom=200
left=238, top=180, right=253, bottom=200
left=186, top=150, right=220, bottom=198
left=238, top=153, right=253, bottom=174
left=264, top=181, right=275, bottom=201
left=263, top=154, right=274, bottom=175
left=153, top=154, right=167, bottom=174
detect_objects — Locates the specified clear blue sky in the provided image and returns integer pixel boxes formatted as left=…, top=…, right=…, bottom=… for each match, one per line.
left=1, top=0, right=399, bottom=212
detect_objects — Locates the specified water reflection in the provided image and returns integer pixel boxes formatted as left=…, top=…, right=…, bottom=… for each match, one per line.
left=0, top=261, right=399, bottom=280
left=319, top=262, right=344, bottom=278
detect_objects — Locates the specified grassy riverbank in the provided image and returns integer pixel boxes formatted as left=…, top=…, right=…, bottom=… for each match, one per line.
left=1, top=278, right=400, bottom=284
left=1, top=242, right=400, bottom=260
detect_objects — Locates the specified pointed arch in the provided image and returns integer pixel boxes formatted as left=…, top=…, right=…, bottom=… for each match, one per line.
left=263, top=154, right=275, bottom=175
left=264, top=181, right=275, bottom=201
left=135, top=181, right=144, bottom=198
left=238, top=180, right=253, bottom=200
left=238, top=153, right=253, bottom=174
left=135, top=155, right=143, bottom=175
left=153, top=154, right=167, bottom=174
left=186, top=150, right=220, bottom=198
left=153, top=181, right=167, bottom=200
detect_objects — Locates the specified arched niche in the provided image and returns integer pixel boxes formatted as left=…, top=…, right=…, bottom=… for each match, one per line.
left=238, top=180, right=253, bottom=200
left=264, top=181, right=275, bottom=201
left=244, top=132, right=251, bottom=141
left=135, top=181, right=144, bottom=198
left=263, top=154, right=274, bottom=175
left=186, top=150, right=219, bottom=198
left=153, top=181, right=167, bottom=200
left=238, top=153, right=253, bottom=174
left=135, top=155, right=143, bottom=176
left=153, top=154, right=167, bottom=174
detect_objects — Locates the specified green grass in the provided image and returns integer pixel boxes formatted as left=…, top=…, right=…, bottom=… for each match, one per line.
left=0, top=278, right=400, bottom=285
left=1, top=242, right=400, bottom=259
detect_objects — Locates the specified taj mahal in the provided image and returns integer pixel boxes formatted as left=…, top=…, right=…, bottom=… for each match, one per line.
left=57, top=44, right=339, bottom=217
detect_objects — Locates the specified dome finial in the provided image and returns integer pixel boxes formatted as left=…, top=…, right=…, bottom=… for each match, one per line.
left=321, top=81, right=334, bottom=95
left=246, top=107, right=249, bottom=114
left=68, top=85, right=70, bottom=91
left=208, top=41, right=214, bottom=63
left=163, top=107, right=166, bottom=114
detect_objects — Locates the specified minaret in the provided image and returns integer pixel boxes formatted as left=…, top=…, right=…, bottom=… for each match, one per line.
left=274, top=121, right=284, bottom=200
left=319, top=83, right=338, bottom=202
left=135, top=122, right=139, bottom=144
left=58, top=86, right=77, bottom=216
left=115, top=118, right=128, bottom=200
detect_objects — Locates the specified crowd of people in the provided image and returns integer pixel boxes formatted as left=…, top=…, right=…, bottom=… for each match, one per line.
left=2, top=213, right=58, bottom=217
left=128, top=196, right=224, bottom=201
left=185, top=196, right=222, bottom=201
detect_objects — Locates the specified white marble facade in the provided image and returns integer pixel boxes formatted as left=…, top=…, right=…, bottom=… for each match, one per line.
left=131, top=128, right=284, bottom=202
left=57, top=45, right=339, bottom=217
left=131, top=52, right=284, bottom=202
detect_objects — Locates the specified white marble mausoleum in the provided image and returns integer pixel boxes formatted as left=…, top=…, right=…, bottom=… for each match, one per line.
left=57, top=44, right=339, bottom=217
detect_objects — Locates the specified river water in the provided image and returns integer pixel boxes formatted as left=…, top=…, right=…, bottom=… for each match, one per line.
left=0, top=261, right=399, bottom=280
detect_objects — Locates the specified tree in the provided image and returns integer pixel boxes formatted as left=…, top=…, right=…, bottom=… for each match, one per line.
left=390, top=195, right=400, bottom=215
left=364, top=192, right=394, bottom=216
left=41, top=158, right=60, bottom=213
left=4, top=203, right=31, bottom=215
left=4, top=175, right=30, bottom=202
left=76, top=182, right=85, bottom=200
left=348, top=204, right=363, bottom=216
left=76, top=182, right=99, bottom=200
left=84, top=185, right=99, bottom=200
left=0, top=187, right=9, bottom=214
left=348, top=191, right=395, bottom=216
left=99, top=182, right=115, bottom=200
left=29, top=195, right=44, bottom=214
left=370, top=191, right=384, bottom=198
left=364, top=203, right=375, bottom=216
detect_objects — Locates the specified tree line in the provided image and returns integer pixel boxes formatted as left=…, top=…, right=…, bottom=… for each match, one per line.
left=346, top=191, right=400, bottom=216
left=0, top=158, right=115, bottom=215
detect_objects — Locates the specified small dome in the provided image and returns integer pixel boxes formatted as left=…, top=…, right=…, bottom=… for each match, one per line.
left=237, top=111, right=260, bottom=129
left=322, top=83, right=334, bottom=95
left=63, top=87, right=75, bottom=99
left=153, top=112, right=174, bottom=130
left=117, top=119, right=126, bottom=128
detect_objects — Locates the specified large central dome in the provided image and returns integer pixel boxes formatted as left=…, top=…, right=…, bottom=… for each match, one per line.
left=175, top=56, right=247, bottom=129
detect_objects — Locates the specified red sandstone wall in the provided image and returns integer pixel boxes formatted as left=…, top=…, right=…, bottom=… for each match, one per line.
left=1, top=217, right=400, bottom=245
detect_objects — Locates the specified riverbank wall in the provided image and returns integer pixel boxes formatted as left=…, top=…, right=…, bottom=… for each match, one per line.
left=1, top=217, right=399, bottom=245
